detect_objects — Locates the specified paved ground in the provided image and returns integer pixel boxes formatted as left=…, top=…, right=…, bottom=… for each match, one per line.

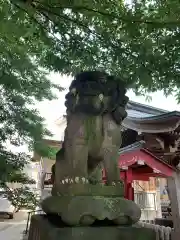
left=0, top=211, right=28, bottom=240
left=0, top=211, right=28, bottom=222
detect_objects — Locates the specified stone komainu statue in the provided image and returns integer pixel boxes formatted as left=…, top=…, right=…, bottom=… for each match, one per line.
left=28, top=73, right=153, bottom=240
left=42, top=71, right=141, bottom=227
left=53, top=71, right=129, bottom=187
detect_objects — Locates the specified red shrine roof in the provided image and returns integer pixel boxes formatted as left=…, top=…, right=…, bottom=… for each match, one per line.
left=118, top=141, right=175, bottom=178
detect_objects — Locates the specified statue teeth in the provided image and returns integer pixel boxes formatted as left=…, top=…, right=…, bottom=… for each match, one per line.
left=71, top=88, right=76, bottom=94
left=75, top=177, right=79, bottom=183
left=99, top=94, right=104, bottom=101
left=112, top=182, right=116, bottom=186
left=62, top=180, right=65, bottom=184
left=65, top=178, right=69, bottom=183
left=82, top=177, right=86, bottom=183
left=86, top=179, right=89, bottom=184
left=70, top=179, right=73, bottom=183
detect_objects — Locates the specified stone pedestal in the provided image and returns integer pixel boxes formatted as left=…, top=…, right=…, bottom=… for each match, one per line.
left=28, top=215, right=156, bottom=240
left=41, top=194, right=141, bottom=226
left=41, top=184, right=141, bottom=226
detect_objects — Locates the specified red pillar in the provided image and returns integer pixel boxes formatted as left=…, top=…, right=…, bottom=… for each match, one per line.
left=124, top=168, right=134, bottom=201
left=102, top=168, right=134, bottom=201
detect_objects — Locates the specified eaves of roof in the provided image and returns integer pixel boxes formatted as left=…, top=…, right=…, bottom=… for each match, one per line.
left=127, top=101, right=168, bottom=115
left=126, top=111, right=180, bottom=123
left=118, top=141, right=145, bottom=154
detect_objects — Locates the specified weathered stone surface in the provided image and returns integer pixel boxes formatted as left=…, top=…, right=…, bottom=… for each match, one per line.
left=28, top=215, right=155, bottom=240
left=55, top=113, right=124, bottom=184
left=28, top=72, right=154, bottom=239
left=52, top=71, right=129, bottom=188
left=41, top=195, right=141, bottom=226
left=51, top=183, right=124, bottom=197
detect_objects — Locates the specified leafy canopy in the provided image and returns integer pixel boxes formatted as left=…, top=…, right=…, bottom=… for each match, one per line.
left=0, top=0, right=62, bottom=209
left=1, top=0, right=180, bottom=208
left=12, top=0, right=180, bottom=101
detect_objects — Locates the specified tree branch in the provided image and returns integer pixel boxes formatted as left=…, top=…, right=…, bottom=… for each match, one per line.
left=13, top=0, right=180, bottom=27
left=11, top=1, right=49, bottom=32
left=36, top=5, right=104, bottom=40
left=32, top=1, right=180, bottom=27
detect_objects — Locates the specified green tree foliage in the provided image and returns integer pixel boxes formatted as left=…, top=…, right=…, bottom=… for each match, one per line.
left=1, top=0, right=180, bottom=208
left=0, top=0, right=62, bottom=209
left=12, top=0, right=180, bottom=100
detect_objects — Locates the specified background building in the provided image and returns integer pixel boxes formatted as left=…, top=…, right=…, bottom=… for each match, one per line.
left=34, top=101, right=179, bottom=221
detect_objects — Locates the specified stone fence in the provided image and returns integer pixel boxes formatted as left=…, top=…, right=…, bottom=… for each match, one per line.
left=138, top=222, right=172, bottom=240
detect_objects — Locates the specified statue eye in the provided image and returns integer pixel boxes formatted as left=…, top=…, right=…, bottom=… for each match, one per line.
left=71, top=88, right=76, bottom=94
left=99, top=94, right=104, bottom=101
